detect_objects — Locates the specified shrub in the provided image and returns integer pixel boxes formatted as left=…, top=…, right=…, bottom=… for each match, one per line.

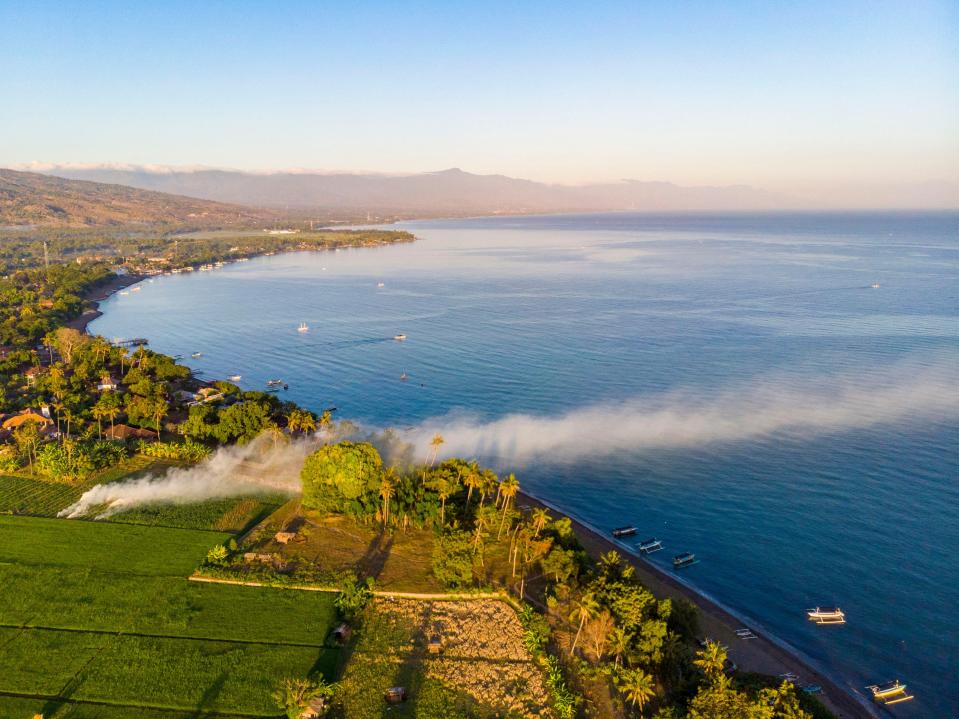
left=431, top=530, right=474, bottom=589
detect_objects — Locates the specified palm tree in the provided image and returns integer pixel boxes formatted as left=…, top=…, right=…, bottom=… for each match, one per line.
left=287, top=408, right=316, bottom=436
left=463, top=462, right=483, bottom=508
left=379, top=472, right=395, bottom=528
left=609, top=626, right=633, bottom=668
left=427, top=433, right=444, bottom=466
left=91, top=403, right=107, bottom=439
left=152, top=389, right=169, bottom=439
left=693, top=640, right=727, bottom=680
left=619, top=667, right=656, bottom=715
left=600, top=550, right=623, bottom=576
left=318, top=410, right=333, bottom=432
left=498, top=473, right=520, bottom=538
left=530, top=507, right=550, bottom=537
left=568, top=591, right=599, bottom=656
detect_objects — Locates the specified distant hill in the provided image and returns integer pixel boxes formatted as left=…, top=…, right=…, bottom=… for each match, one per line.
left=32, top=166, right=786, bottom=214
left=0, top=168, right=272, bottom=227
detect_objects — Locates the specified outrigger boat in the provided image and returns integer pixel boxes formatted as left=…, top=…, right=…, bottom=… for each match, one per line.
left=227, top=374, right=241, bottom=381
left=393, top=334, right=407, bottom=341
left=191, top=352, right=203, bottom=358
left=806, top=607, right=846, bottom=625
left=297, top=322, right=309, bottom=333
left=611, top=526, right=637, bottom=538
left=637, top=538, right=663, bottom=554
left=266, top=379, right=284, bottom=386
left=866, top=680, right=914, bottom=705
left=673, top=552, right=696, bottom=568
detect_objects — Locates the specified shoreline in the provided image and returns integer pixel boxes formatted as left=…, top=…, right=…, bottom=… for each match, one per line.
left=75, top=259, right=878, bottom=719
left=517, top=490, right=879, bottom=719
left=67, top=272, right=145, bottom=335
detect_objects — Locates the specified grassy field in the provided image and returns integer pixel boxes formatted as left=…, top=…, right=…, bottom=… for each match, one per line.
left=110, top=495, right=285, bottom=533
left=333, top=598, right=553, bottom=719
left=0, top=515, right=339, bottom=717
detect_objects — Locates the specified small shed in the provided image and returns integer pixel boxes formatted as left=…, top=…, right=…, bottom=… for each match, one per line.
left=275, top=531, right=296, bottom=544
left=385, top=687, right=407, bottom=704
left=427, top=634, right=443, bottom=654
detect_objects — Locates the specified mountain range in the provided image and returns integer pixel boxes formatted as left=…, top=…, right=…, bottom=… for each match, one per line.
left=29, top=165, right=786, bottom=215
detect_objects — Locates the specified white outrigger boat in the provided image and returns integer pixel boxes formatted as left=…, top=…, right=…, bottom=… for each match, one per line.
left=673, top=552, right=696, bottom=568
left=806, top=607, right=846, bottom=625
left=637, top=537, right=663, bottom=554
left=297, top=322, right=309, bottom=333
left=393, top=334, right=407, bottom=341
left=866, top=680, right=914, bottom=705
left=227, top=374, right=241, bottom=382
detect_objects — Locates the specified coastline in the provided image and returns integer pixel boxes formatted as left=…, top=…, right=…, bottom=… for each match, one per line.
left=74, top=259, right=878, bottom=719
left=517, top=490, right=879, bottom=719
left=67, top=272, right=145, bottom=335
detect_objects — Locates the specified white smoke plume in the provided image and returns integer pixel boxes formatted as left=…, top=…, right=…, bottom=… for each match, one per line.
left=399, top=356, right=959, bottom=467
left=59, top=434, right=320, bottom=519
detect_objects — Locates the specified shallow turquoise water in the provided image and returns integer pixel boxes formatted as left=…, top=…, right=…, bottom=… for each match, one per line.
left=92, top=212, right=958, bottom=716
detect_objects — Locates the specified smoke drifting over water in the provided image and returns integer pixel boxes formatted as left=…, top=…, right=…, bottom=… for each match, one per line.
left=401, top=357, right=959, bottom=467
left=59, top=435, right=317, bottom=519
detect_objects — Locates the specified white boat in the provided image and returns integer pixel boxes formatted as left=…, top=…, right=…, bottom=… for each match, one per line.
left=393, top=334, right=407, bottom=341
left=297, top=323, right=309, bottom=333
left=673, top=552, right=696, bottom=568
left=400, top=372, right=408, bottom=381
left=871, top=282, right=881, bottom=289
left=637, top=538, right=663, bottom=554
left=806, top=607, right=845, bottom=624
left=131, top=286, right=141, bottom=292
left=866, top=680, right=914, bottom=705
left=119, top=290, right=129, bottom=295
left=377, top=282, right=385, bottom=288
left=227, top=374, right=241, bottom=381
left=191, top=352, right=203, bottom=358
left=266, top=379, right=283, bottom=386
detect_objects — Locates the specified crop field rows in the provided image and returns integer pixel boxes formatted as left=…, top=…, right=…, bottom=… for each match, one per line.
left=0, top=515, right=340, bottom=718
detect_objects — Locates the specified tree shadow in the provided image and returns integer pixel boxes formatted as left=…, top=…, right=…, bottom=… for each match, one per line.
left=357, top=530, right=394, bottom=582
left=191, top=672, right=228, bottom=717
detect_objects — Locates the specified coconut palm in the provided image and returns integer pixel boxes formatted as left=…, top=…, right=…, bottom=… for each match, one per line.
left=286, top=408, right=316, bottom=435
left=498, top=473, right=520, bottom=538
left=530, top=507, right=550, bottom=537
left=427, top=433, right=444, bottom=466
left=609, top=626, right=633, bottom=668
left=379, top=471, right=395, bottom=528
left=619, top=667, right=656, bottom=715
left=463, top=462, right=483, bottom=508
left=568, top=590, right=599, bottom=656
left=693, top=640, right=727, bottom=680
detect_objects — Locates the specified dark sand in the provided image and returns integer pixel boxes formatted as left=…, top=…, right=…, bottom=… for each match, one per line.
left=518, top=491, right=878, bottom=719
left=67, top=273, right=144, bottom=334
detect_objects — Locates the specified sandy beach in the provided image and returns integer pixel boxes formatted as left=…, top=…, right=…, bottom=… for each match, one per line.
left=518, top=491, right=879, bottom=719
left=67, top=272, right=144, bottom=334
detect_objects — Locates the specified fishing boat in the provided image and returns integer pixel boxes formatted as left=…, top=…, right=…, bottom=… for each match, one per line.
left=131, top=286, right=141, bottom=292
left=266, top=379, right=283, bottom=386
left=866, top=680, right=914, bottom=705
left=377, top=282, right=385, bottom=287
left=191, top=352, right=203, bottom=358
left=801, top=685, right=822, bottom=695
left=297, top=322, right=309, bottom=333
left=871, top=282, right=881, bottom=289
left=611, top=526, right=637, bottom=538
left=227, top=374, right=241, bottom=381
left=673, top=552, right=696, bottom=568
left=806, top=607, right=846, bottom=625
left=394, top=334, right=407, bottom=341
left=119, top=290, right=129, bottom=295
left=637, top=538, right=663, bottom=554
left=400, top=372, right=408, bottom=381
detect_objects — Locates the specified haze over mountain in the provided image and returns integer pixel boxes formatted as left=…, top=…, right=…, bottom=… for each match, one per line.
left=0, top=168, right=271, bottom=228
left=31, top=165, right=792, bottom=215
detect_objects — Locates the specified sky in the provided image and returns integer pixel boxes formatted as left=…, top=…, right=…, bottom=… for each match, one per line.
left=1, top=0, right=957, bottom=198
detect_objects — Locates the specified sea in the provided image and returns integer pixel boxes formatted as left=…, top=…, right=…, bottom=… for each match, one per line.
left=91, top=212, right=959, bottom=717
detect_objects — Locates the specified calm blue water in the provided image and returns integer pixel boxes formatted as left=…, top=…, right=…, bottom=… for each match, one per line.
left=92, top=212, right=959, bottom=717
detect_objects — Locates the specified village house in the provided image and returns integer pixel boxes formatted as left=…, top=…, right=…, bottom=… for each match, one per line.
left=104, top=424, right=155, bottom=441
left=1, top=409, right=54, bottom=432
left=97, top=374, right=119, bottom=391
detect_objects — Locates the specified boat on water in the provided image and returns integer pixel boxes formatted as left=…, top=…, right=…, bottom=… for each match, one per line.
left=866, top=680, right=914, bottom=705
left=801, top=685, right=822, bottom=695
left=297, top=322, right=309, bottom=333
left=119, top=291, right=129, bottom=295
left=191, top=352, right=203, bottom=358
left=393, top=334, right=407, bottom=341
left=377, top=282, right=385, bottom=287
left=611, top=526, right=637, bottom=538
left=131, top=286, right=141, bottom=292
left=227, top=374, right=241, bottom=381
left=400, top=372, right=408, bottom=381
left=806, top=607, right=846, bottom=625
left=673, top=552, right=696, bottom=568
left=637, top=538, right=663, bottom=554
left=871, top=282, right=881, bottom=288
left=266, top=379, right=283, bottom=386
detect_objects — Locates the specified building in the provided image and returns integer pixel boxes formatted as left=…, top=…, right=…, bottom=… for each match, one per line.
left=97, top=375, right=119, bottom=391
left=104, top=424, right=155, bottom=441
left=1, top=409, right=53, bottom=432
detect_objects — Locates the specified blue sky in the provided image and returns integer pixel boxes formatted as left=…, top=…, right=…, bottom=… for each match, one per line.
left=1, top=0, right=956, bottom=192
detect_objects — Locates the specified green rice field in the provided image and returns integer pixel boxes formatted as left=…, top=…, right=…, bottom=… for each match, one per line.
left=0, top=515, right=339, bottom=718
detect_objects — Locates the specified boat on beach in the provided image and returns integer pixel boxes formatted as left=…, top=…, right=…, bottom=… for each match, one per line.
left=637, top=537, right=663, bottom=554
left=673, top=552, right=696, bottom=568
left=806, top=607, right=846, bottom=624
left=866, top=680, right=914, bottom=705
left=611, top=526, right=637, bottom=538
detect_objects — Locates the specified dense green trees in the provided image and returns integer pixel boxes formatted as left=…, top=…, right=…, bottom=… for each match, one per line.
left=301, top=441, right=384, bottom=512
